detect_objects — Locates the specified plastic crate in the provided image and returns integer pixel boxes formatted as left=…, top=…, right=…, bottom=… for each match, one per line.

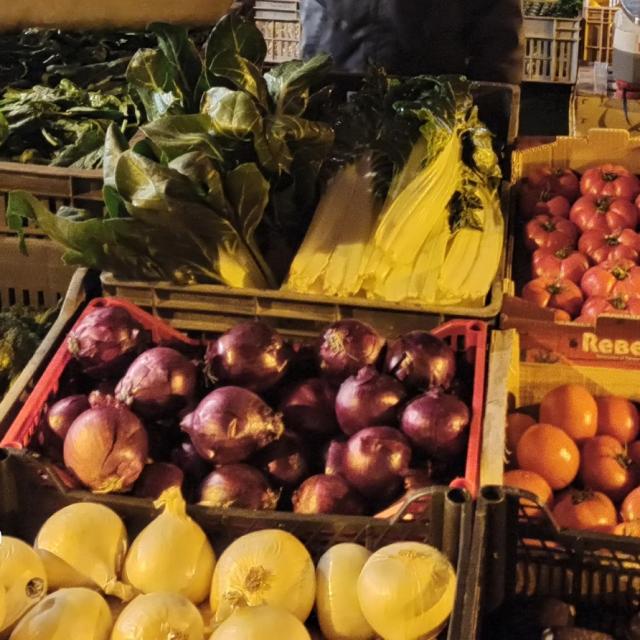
left=0, top=269, right=90, bottom=438
left=462, top=486, right=640, bottom=639
left=0, top=161, right=103, bottom=237
left=583, top=3, right=620, bottom=64
left=523, top=6, right=582, bottom=83
left=255, top=1, right=300, bottom=63
left=0, top=294, right=488, bottom=496
left=0, top=448, right=472, bottom=639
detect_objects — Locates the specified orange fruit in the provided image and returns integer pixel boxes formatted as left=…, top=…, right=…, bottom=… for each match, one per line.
left=506, top=413, right=536, bottom=454
left=516, top=423, right=580, bottom=490
left=552, top=490, right=617, bottom=533
left=539, top=383, right=598, bottom=443
left=503, top=469, right=554, bottom=518
left=596, top=396, right=639, bottom=444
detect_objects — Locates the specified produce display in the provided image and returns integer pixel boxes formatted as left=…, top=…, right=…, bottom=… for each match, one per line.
left=504, top=383, right=640, bottom=536
left=0, top=494, right=457, bottom=639
left=523, top=0, right=582, bottom=17
left=516, top=164, right=640, bottom=321
left=26, top=303, right=475, bottom=517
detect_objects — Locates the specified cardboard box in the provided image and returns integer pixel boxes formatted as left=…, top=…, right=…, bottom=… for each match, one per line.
left=0, top=0, right=232, bottom=31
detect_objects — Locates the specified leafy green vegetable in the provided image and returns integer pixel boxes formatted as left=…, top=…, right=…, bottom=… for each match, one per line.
left=0, top=79, right=140, bottom=167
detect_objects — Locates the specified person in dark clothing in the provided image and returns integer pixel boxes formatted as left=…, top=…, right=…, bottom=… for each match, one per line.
left=301, top=0, right=523, bottom=84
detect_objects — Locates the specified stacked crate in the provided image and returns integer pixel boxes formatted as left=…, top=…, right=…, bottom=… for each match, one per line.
left=582, top=0, right=620, bottom=64
left=255, top=1, right=301, bottom=63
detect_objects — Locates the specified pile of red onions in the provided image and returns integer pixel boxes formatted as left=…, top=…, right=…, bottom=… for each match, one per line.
left=67, top=306, right=147, bottom=379
left=46, top=310, right=474, bottom=518
left=205, top=321, right=291, bottom=392
left=181, top=386, right=284, bottom=464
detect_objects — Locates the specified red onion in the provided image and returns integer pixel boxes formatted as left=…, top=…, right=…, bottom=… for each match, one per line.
left=134, top=462, right=184, bottom=499
left=256, top=431, right=310, bottom=488
left=326, top=427, right=411, bottom=501
left=279, top=378, right=338, bottom=437
left=181, top=386, right=284, bottom=464
left=400, top=391, right=470, bottom=460
left=205, top=321, right=291, bottom=392
left=115, top=347, right=198, bottom=419
left=292, top=474, right=364, bottom=515
left=47, top=395, right=90, bottom=439
left=170, top=442, right=211, bottom=483
left=335, top=367, right=407, bottom=435
left=67, top=306, right=147, bottom=379
left=199, top=464, right=279, bottom=510
left=63, top=405, right=148, bottom=493
left=385, top=331, right=456, bottom=390
left=318, top=320, right=385, bottom=383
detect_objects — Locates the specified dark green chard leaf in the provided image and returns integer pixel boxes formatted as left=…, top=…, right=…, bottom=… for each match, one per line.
left=202, top=88, right=262, bottom=139
left=0, top=111, right=8, bottom=145
left=264, top=54, right=332, bottom=116
left=206, top=50, right=269, bottom=107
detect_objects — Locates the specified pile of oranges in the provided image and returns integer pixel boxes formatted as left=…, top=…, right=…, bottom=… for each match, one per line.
left=505, top=384, right=640, bottom=534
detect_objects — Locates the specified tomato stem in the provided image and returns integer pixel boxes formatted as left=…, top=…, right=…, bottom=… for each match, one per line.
left=570, top=490, right=593, bottom=505
left=554, top=247, right=572, bottom=259
left=596, top=197, right=612, bottom=213
left=611, top=296, right=629, bottom=310
left=605, top=235, right=621, bottom=246
left=602, top=172, right=619, bottom=182
left=611, top=266, right=629, bottom=281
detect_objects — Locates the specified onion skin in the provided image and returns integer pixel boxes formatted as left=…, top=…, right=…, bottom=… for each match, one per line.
left=67, top=306, right=147, bottom=379
left=63, top=405, right=149, bottom=493
left=47, top=395, right=90, bottom=440
left=205, top=321, right=291, bottom=392
left=199, top=464, right=279, bottom=510
left=401, top=391, right=470, bottom=460
left=335, top=367, right=407, bottom=435
left=318, top=320, right=385, bottom=383
left=134, top=462, right=185, bottom=499
left=256, top=432, right=310, bottom=488
left=292, top=474, right=365, bottom=515
left=116, top=347, right=198, bottom=419
left=326, top=427, right=412, bottom=502
left=280, top=378, right=338, bottom=438
left=181, top=386, right=284, bottom=464
left=171, top=442, right=211, bottom=482
left=385, top=331, right=456, bottom=390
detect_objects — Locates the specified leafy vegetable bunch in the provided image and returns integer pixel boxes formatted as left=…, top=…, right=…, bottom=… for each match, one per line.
left=0, top=80, right=140, bottom=168
left=8, top=15, right=335, bottom=289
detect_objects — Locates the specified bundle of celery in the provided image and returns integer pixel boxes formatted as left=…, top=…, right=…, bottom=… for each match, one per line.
left=286, top=73, right=504, bottom=307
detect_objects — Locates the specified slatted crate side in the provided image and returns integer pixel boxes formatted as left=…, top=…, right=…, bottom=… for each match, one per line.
left=0, top=162, right=103, bottom=236
left=583, top=3, right=620, bottom=64
left=255, top=0, right=301, bottom=63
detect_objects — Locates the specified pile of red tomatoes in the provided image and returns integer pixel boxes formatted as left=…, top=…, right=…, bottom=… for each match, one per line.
left=519, top=164, right=640, bottom=322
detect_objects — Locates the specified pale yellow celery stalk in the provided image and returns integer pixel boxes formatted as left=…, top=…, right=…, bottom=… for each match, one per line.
left=285, top=154, right=379, bottom=295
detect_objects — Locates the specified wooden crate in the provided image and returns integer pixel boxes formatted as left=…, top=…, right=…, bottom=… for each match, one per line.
left=255, top=0, right=301, bottom=63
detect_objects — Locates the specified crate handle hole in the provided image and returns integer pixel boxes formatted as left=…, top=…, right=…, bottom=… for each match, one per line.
left=22, top=290, right=30, bottom=307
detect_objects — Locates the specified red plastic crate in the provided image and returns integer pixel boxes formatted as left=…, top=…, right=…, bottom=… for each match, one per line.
left=1, top=298, right=487, bottom=496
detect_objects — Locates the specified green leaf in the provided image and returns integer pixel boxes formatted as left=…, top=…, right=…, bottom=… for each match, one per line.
left=264, top=54, right=332, bottom=116
left=126, top=48, right=184, bottom=121
left=202, top=88, right=262, bottom=139
left=103, top=123, right=129, bottom=189
left=148, top=23, right=203, bottom=111
left=0, top=111, right=8, bottom=145
left=141, top=114, right=223, bottom=163
left=224, top=163, right=269, bottom=241
left=206, top=50, right=269, bottom=107
left=204, top=14, right=266, bottom=70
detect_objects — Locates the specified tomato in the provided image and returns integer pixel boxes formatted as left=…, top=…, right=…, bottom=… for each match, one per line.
left=621, top=486, right=640, bottom=522
left=516, top=423, right=580, bottom=490
left=525, top=215, right=579, bottom=252
left=539, top=383, right=598, bottom=443
left=580, top=435, right=636, bottom=502
left=580, top=164, right=640, bottom=200
left=596, top=396, right=639, bottom=443
left=580, top=259, right=640, bottom=298
left=503, top=469, right=554, bottom=518
left=578, top=228, right=640, bottom=264
left=613, top=521, right=640, bottom=537
left=552, top=490, right=617, bottom=532
left=570, top=195, right=638, bottom=233
left=519, top=185, right=571, bottom=219
left=521, top=277, right=584, bottom=317
left=527, top=166, right=581, bottom=201
left=531, top=247, right=590, bottom=284
left=578, top=295, right=640, bottom=323
left=553, top=309, right=572, bottom=322
left=506, top=413, right=536, bottom=461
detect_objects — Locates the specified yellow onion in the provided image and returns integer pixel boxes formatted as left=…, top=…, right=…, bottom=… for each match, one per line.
left=111, top=592, right=204, bottom=640
left=357, top=542, right=456, bottom=640
left=316, top=544, right=374, bottom=640
left=9, top=587, right=112, bottom=640
left=210, top=605, right=310, bottom=640
left=34, top=502, right=133, bottom=600
left=123, top=488, right=215, bottom=604
left=0, top=536, right=47, bottom=633
left=210, top=529, right=315, bottom=623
